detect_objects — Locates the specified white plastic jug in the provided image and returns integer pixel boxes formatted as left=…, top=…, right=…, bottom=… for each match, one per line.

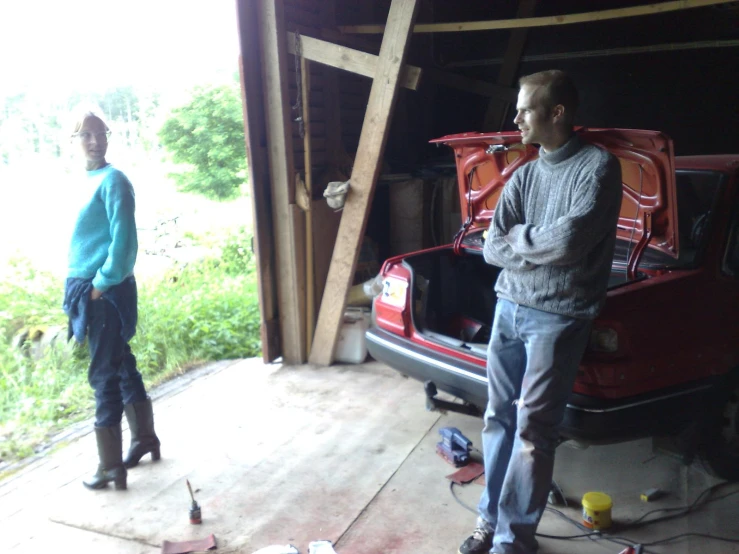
left=334, top=307, right=371, bottom=364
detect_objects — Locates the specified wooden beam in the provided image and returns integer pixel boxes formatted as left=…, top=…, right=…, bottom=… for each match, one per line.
left=483, top=0, right=537, bottom=131
left=235, top=2, right=280, bottom=362
left=320, top=27, right=381, bottom=53
left=257, top=0, right=305, bottom=364
left=299, top=57, right=315, bottom=356
left=447, top=38, right=739, bottom=68
left=287, top=32, right=422, bottom=91
left=338, top=0, right=735, bottom=33
left=309, top=0, right=419, bottom=366
left=425, top=68, right=517, bottom=101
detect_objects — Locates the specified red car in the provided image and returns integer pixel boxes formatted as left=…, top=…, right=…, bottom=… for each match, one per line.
left=366, top=129, right=739, bottom=480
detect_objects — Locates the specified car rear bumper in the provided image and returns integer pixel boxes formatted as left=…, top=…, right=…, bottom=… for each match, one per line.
left=561, top=382, right=716, bottom=443
left=366, top=326, right=489, bottom=409
left=366, top=327, right=718, bottom=444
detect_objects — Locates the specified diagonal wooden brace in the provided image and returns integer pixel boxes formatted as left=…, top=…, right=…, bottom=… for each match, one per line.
left=286, top=32, right=422, bottom=90
left=309, top=0, right=420, bottom=366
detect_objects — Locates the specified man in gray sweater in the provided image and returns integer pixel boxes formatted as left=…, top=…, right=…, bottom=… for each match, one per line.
left=459, top=71, right=622, bottom=554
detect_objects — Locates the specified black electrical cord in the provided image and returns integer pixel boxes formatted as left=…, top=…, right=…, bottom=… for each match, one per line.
left=449, top=481, right=476, bottom=514
left=449, top=482, right=602, bottom=540
left=642, top=531, right=739, bottom=546
left=448, top=475, right=739, bottom=550
left=626, top=481, right=736, bottom=527
left=542, top=482, right=739, bottom=548
left=542, top=505, right=643, bottom=550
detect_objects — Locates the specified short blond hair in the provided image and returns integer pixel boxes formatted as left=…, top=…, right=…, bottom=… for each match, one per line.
left=70, top=108, right=109, bottom=136
left=519, top=70, right=579, bottom=124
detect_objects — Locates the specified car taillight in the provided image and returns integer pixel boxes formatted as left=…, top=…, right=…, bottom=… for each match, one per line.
left=373, top=269, right=411, bottom=336
left=588, top=328, right=619, bottom=353
left=381, top=276, right=409, bottom=308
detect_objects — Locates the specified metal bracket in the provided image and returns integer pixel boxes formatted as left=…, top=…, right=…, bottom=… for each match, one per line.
left=485, top=144, right=508, bottom=154
left=627, top=211, right=653, bottom=280
left=424, top=381, right=482, bottom=417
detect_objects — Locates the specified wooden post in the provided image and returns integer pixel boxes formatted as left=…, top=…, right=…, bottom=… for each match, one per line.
left=300, top=55, right=315, bottom=355
left=309, top=0, right=419, bottom=365
left=235, top=1, right=280, bottom=362
left=257, top=0, right=306, bottom=363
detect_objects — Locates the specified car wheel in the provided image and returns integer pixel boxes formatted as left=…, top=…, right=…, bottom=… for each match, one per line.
left=699, top=377, right=739, bottom=480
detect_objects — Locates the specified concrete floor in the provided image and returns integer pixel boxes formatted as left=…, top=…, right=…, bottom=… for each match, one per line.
left=0, top=359, right=737, bottom=554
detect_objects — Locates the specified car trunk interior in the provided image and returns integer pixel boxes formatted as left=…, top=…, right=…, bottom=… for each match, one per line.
left=401, top=170, right=725, bottom=354
left=404, top=248, right=499, bottom=356
left=403, top=245, right=633, bottom=354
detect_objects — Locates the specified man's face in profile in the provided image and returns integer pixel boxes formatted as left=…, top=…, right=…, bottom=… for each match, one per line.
left=514, top=84, right=557, bottom=148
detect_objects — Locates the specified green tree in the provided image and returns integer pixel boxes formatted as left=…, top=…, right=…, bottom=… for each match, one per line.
left=158, top=83, right=246, bottom=200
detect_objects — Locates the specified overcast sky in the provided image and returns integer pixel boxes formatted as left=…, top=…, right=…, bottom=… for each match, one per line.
left=0, top=0, right=240, bottom=96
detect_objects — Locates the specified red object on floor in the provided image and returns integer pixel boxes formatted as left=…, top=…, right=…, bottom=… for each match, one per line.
left=161, top=533, right=217, bottom=554
left=445, top=462, right=484, bottom=485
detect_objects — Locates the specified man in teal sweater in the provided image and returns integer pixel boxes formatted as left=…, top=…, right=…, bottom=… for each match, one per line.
left=64, top=111, right=160, bottom=492
left=459, top=71, right=622, bottom=554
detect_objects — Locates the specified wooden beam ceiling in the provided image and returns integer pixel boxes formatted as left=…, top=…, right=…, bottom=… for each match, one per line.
left=338, top=0, right=735, bottom=34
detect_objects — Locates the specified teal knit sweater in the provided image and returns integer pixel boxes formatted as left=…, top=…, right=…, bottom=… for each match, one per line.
left=67, top=164, right=137, bottom=291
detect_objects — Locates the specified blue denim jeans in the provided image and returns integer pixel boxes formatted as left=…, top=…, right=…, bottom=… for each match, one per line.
left=87, top=298, right=148, bottom=427
left=477, top=299, right=592, bottom=554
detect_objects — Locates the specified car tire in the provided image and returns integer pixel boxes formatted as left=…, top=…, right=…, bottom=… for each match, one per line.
left=698, top=374, right=739, bottom=480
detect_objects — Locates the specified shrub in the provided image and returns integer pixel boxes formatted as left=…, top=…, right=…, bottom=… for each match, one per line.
left=0, top=231, right=261, bottom=466
left=158, top=82, right=247, bottom=200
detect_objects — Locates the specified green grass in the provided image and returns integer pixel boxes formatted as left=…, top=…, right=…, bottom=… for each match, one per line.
left=0, top=227, right=261, bottom=466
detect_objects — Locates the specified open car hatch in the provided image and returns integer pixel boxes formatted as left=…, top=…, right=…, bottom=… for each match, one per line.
left=431, top=129, right=678, bottom=277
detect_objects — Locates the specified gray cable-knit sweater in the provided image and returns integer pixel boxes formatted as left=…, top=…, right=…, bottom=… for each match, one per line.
left=483, top=134, right=622, bottom=319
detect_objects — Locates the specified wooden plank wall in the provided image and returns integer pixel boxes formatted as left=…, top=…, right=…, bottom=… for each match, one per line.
left=284, top=1, right=387, bottom=172
left=336, top=4, right=383, bottom=159
left=284, top=0, right=329, bottom=177
left=338, top=73, right=371, bottom=158
left=283, top=0, right=351, bottom=336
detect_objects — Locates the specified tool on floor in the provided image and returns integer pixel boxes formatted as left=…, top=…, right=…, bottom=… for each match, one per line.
left=186, top=479, right=202, bottom=524
left=617, top=545, right=643, bottom=554
left=436, top=427, right=472, bottom=467
left=640, top=487, right=664, bottom=502
left=161, top=533, right=217, bottom=554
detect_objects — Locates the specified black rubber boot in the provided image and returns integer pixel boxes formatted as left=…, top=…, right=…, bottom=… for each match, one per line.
left=123, top=397, right=161, bottom=468
left=84, top=425, right=127, bottom=490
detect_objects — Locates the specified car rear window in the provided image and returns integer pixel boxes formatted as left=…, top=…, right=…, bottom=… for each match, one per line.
left=614, top=170, right=725, bottom=268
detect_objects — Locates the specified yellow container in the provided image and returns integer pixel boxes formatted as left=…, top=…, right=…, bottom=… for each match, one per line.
left=581, top=492, right=613, bottom=530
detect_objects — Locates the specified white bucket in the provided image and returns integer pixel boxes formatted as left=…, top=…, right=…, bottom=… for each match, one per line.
left=334, top=308, right=371, bottom=364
